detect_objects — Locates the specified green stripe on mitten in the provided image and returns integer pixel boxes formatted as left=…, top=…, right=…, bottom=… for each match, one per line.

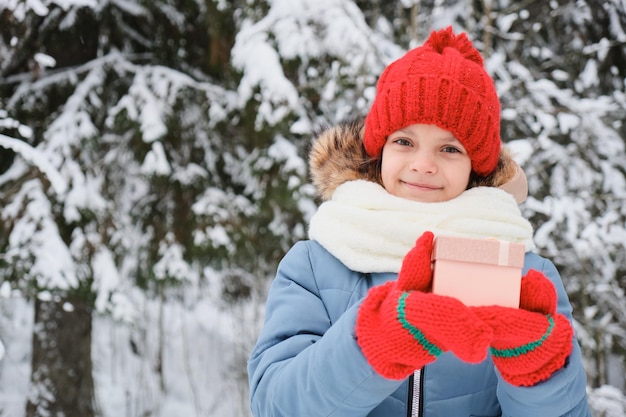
left=356, top=232, right=493, bottom=380
left=472, top=269, right=574, bottom=386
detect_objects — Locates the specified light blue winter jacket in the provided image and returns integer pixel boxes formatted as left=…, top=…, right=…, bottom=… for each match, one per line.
left=248, top=239, right=591, bottom=417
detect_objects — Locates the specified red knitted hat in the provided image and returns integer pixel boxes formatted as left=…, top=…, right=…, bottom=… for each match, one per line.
left=364, top=27, right=501, bottom=175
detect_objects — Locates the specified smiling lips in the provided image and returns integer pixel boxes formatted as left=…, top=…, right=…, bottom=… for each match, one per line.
left=402, top=181, right=442, bottom=191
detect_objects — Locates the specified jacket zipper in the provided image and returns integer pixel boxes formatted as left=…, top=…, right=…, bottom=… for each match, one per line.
left=407, top=368, right=424, bottom=417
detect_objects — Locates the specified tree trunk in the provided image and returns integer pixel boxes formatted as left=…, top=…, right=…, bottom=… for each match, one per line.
left=26, top=295, right=96, bottom=417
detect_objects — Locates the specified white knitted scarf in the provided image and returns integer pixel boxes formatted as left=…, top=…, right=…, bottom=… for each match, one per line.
left=308, top=180, right=535, bottom=273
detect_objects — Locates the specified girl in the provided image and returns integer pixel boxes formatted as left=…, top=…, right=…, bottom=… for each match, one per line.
left=248, top=27, right=591, bottom=417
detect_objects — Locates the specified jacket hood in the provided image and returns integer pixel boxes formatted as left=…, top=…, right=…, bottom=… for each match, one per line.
left=308, top=118, right=527, bottom=204
left=308, top=119, right=379, bottom=201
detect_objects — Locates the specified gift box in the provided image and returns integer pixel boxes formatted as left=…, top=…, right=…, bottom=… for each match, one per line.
left=431, top=236, right=525, bottom=307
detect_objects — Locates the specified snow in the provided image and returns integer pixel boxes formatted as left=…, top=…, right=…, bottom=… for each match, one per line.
left=589, top=385, right=626, bottom=417
left=0, top=134, right=67, bottom=195
left=267, top=135, right=307, bottom=177
left=580, top=59, right=599, bottom=89
left=92, top=248, right=121, bottom=313
left=232, top=0, right=402, bottom=127
left=5, top=180, right=78, bottom=290
left=90, top=294, right=253, bottom=417
left=64, top=170, right=108, bottom=222
left=142, top=141, right=172, bottom=176
left=154, top=236, right=198, bottom=283
left=0, top=297, right=33, bottom=417
left=231, top=28, right=302, bottom=124
left=33, top=52, right=56, bottom=69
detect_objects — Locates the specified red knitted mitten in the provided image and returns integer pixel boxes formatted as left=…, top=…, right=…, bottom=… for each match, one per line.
left=472, top=269, right=574, bottom=387
left=356, top=232, right=493, bottom=380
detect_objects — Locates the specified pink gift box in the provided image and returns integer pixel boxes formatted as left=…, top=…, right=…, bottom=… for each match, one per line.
left=431, top=236, right=525, bottom=307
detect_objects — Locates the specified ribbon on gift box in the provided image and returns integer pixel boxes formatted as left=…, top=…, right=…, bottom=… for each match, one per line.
left=432, top=237, right=525, bottom=268
left=497, top=240, right=510, bottom=266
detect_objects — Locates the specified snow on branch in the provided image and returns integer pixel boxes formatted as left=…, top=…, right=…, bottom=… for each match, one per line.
left=0, top=134, right=67, bottom=195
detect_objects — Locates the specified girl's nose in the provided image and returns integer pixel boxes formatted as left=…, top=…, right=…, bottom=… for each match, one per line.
left=409, top=151, right=437, bottom=174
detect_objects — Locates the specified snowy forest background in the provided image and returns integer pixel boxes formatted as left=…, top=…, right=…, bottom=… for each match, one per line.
left=0, top=0, right=625, bottom=416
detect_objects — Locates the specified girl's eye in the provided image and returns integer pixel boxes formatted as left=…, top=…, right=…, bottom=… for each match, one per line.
left=442, top=145, right=462, bottom=153
left=393, top=138, right=412, bottom=146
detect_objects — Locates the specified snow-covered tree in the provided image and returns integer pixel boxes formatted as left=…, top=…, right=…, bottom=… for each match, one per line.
left=486, top=0, right=626, bottom=395
left=0, top=1, right=312, bottom=415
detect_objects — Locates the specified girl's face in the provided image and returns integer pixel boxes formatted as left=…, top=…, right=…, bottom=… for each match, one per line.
left=381, top=123, right=472, bottom=203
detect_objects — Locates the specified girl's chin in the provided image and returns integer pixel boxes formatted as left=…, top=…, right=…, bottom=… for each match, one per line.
left=397, top=191, right=443, bottom=203
left=394, top=188, right=462, bottom=203
left=395, top=186, right=440, bottom=202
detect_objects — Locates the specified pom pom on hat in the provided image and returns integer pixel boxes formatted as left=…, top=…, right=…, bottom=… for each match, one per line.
left=364, top=27, right=501, bottom=175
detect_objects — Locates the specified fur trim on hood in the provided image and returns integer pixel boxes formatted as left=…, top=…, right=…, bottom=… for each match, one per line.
left=308, top=119, right=528, bottom=203
left=308, top=119, right=378, bottom=201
